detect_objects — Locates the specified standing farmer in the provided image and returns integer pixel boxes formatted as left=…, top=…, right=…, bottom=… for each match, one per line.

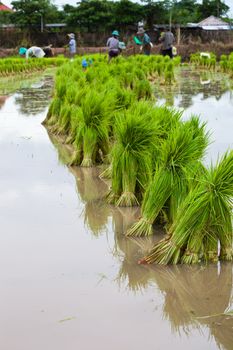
left=68, top=33, right=77, bottom=58
left=159, top=28, right=175, bottom=58
left=107, top=30, right=120, bottom=62
left=136, top=28, right=152, bottom=56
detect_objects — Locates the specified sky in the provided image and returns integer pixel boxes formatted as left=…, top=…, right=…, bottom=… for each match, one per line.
left=3, top=0, right=233, bottom=16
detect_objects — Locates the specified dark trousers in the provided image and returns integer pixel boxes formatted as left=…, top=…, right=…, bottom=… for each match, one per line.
left=162, top=48, right=173, bottom=58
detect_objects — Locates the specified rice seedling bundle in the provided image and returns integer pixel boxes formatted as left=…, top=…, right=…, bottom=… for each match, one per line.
left=141, top=151, right=233, bottom=265
left=0, top=57, right=68, bottom=77
left=107, top=102, right=158, bottom=207
left=127, top=117, right=209, bottom=237
left=133, top=80, right=153, bottom=100
left=71, top=89, right=113, bottom=167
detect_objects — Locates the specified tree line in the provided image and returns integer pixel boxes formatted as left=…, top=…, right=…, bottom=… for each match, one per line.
left=0, top=0, right=231, bottom=32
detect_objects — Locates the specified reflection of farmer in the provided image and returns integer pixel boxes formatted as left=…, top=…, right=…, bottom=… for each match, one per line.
left=19, top=46, right=45, bottom=59
left=67, top=33, right=77, bottom=57
left=159, top=28, right=175, bottom=58
left=107, top=30, right=120, bottom=62
left=0, top=95, right=9, bottom=110
left=136, top=28, right=152, bottom=56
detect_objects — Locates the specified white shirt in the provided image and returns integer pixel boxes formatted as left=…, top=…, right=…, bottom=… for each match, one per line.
left=26, top=47, right=45, bottom=59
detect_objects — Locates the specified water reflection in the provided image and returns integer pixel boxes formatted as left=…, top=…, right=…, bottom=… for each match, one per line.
left=49, top=136, right=233, bottom=349
left=14, top=76, right=54, bottom=116
left=70, top=166, right=110, bottom=236
left=0, top=95, right=9, bottom=110
left=155, top=67, right=232, bottom=109
left=76, top=168, right=233, bottom=349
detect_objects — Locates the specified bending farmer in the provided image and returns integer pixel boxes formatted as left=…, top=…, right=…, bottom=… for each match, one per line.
left=19, top=46, right=45, bottom=59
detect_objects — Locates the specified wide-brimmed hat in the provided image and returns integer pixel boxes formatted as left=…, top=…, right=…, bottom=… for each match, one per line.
left=112, top=30, right=119, bottom=37
left=68, top=33, right=75, bottom=39
left=137, top=28, right=145, bottom=35
left=19, top=47, right=27, bottom=55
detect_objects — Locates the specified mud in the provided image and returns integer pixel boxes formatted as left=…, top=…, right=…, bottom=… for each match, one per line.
left=0, top=71, right=232, bottom=350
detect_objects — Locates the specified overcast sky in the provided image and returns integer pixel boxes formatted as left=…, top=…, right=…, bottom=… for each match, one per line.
left=4, top=0, right=233, bottom=16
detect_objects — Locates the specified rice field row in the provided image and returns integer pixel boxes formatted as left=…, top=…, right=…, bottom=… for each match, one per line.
left=0, top=57, right=68, bottom=77
left=45, top=53, right=233, bottom=265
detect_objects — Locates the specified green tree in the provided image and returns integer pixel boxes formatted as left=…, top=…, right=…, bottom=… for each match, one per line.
left=141, top=1, right=170, bottom=28
left=198, top=0, right=229, bottom=18
left=11, top=0, right=61, bottom=30
left=171, top=0, right=201, bottom=24
left=112, top=0, right=143, bottom=29
left=64, top=0, right=115, bottom=32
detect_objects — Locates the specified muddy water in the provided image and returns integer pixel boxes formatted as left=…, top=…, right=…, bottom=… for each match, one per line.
left=0, top=73, right=233, bottom=350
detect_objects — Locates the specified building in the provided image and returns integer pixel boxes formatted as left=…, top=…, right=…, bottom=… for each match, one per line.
left=188, top=15, right=231, bottom=31
left=0, top=2, right=12, bottom=12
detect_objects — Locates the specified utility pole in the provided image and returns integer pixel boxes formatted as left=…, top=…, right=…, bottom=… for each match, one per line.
left=41, top=13, right=44, bottom=32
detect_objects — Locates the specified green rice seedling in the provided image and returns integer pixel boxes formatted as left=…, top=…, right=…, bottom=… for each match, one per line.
left=65, top=106, right=81, bottom=144
left=119, top=71, right=137, bottom=90
left=134, top=68, right=146, bottom=80
left=220, top=55, right=228, bottom=72
left=56, top=103, right=72, bottom=134
left=44, top=97, right=62, bottom=126
left=71, top=89, right=112, bottom=167
left=108, top=103, right=158, bottom=207
left=134, top=80, right=153, bottom=100
left=164, top=61, right=175, bottom=84
left=127, top=118, right=209, bottom=237
left=142, top=151, right=233, bottom=265
left=55, top=77, right=67, bottom=100
left=113, top=86, right=136, bottom=110
left=66, top=83, right=79, bottom=105
left=74, top=85, right=89, bottom=107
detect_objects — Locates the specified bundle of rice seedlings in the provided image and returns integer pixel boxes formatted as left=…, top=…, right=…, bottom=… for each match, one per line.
left=127, top=118, right=209, bottom=237
left=142, top=151, right=233, bottom=264
left=43, top=97, right=62, bottom=126
left=55, top=102, right=72, bottom=134
left=107, top=104, right=157, bottom=207
left=113, top=86, right=135, bottom=110
left=71, top=89, right=113, bottom=167
left=119, top=71, right=137, bottom=90
left=65, top=106, right=81, bottom=144
left=133, top=80, right=153, bottom=100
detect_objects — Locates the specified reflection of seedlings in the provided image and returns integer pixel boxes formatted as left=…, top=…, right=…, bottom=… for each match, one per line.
left=14, top=77, right=54, bottom=116
left=154, top=67, right=230, bottom=110
left=48, top=133, right=73, bottom=165
left=84, top=200, right=110, bottom=236
left=153, top=263, right=233, bottom=349
left=70, top=167, right=110, bottom=236
left=0, top=95, right=9, bottom=109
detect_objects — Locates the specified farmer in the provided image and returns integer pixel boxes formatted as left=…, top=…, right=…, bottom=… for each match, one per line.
left=107, top=30, right=120, bottom=62
left=68, top=33, right=77, bottom=58
left=136, top=28, right=152, bottom=56
left=19, top=46, right=45, bottom=59
left=42, top=45, right=54, bottom=57
left=159, top=27, right=175, bottom=58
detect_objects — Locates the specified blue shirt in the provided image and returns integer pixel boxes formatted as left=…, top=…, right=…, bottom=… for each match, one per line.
left=143, top=33, right=151, bottom=45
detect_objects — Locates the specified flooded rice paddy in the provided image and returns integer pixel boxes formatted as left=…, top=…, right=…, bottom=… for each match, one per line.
left=0, top=68, right=233, bottom=350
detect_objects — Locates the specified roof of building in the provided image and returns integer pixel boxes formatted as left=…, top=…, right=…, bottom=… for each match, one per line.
left=0, top=2, right=12, bottom=11
left=197, top=15, right=228, bottom=27
left=197, top=15, right=231, bottom=30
